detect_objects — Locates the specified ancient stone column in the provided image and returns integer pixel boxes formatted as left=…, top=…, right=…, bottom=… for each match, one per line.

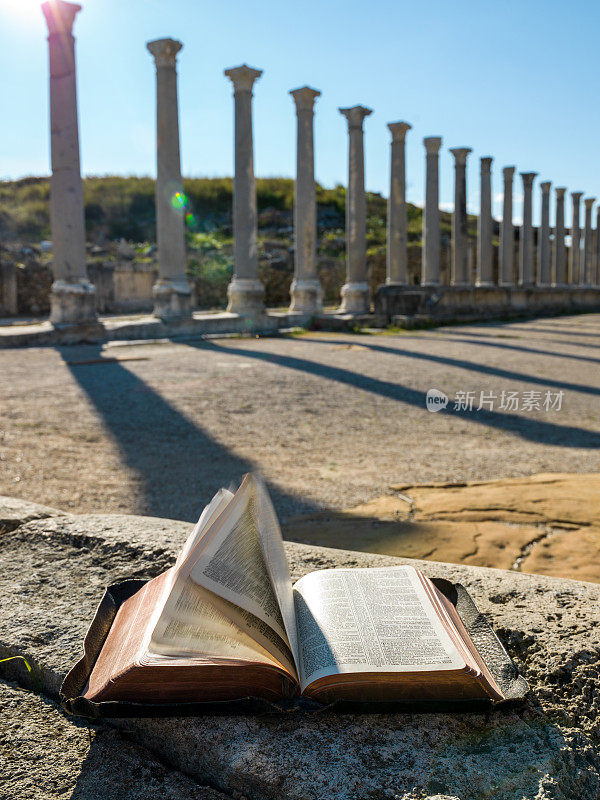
left=386, top=122, right=412, bottom=285
left=518, top=172, right=537, bottom=285
left=595, top=207, right=600, bottom=286
left=339, top=105, right=372, bottom=313
left=569, top=192, right=583, bottom=284
left=537, top=181, right=552, bottom=286
left=583, top=197, right=596, bottom=286
left=552, top=187, right=567, bottom=286
left=476, top=157, right=493, bottom=286
left=422, top=137, right=442, bottom=286
left=449, top=148, right=471, bottom=286
left=499, top=167, right=515, bottom=286
left=42, top=0, right=97, bottom=326
left=289, top=86, right=322, bottom=314
left=147, top=38, right=191, bottom=320
left=224, top=65, right=265, bottom=314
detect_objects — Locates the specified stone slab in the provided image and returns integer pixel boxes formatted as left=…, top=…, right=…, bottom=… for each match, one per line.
left=283, top=472, right=600, bottom=583
left=0, top=680, right=230, bottom=800
left=0, top=494, right=63, bottom=532
left=1, top=507, right=600, bottom=799
left=375, top=284, right=600, bottom=327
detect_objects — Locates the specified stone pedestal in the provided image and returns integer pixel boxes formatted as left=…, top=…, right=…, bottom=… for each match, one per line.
left=289, top=87, right=322, bottom=314
left=519, top=172, right=537, bottom=286
left=569, top=191, right=583, bottom=285
left=449, top=148, right=471, bottom=286
left=537, top=181, right=551, bottom=286
left=422, top=136, right=442, bottom=286
left=499, top=167, right=515, bottom=286
left=225, top=65, right=265, bottom=315
left=42, top=1, right=98, bottom=327
left=339, top=105, right=372, bottom=313
left=386, top=122, right=412, bottom=285
left=147, top=38, right=191, bottom=321
left=583, top=197, right=596, bottom=286
left=553, top=187, right=567, bottom=286
left=476, top=157, right=493, bottom=286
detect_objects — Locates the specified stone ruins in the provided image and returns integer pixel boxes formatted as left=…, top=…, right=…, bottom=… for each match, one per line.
left=2, top=0, right=599, bottom=339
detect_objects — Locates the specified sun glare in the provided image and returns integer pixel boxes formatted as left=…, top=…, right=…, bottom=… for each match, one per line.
left=1, top=0, right=55, bottom=25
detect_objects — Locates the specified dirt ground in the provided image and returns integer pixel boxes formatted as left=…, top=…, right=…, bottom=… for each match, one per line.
left=0, top=313, right=599, bottom=526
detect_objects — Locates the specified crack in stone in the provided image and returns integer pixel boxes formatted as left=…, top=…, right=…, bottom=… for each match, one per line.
left=511, top=525, right=560, bottom=572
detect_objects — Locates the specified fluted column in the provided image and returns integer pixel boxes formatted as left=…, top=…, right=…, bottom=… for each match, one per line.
left=519, top=172, right=537, bottom=285
left=289, top=86, right=322, bottom=314
left=339, top=105, right=372, bottom=313
left=499, top=167, right=515, bottom=286
left=386, top=122, right=412, bottom=285
left=449, top=148, right=471, bottom=285
left=147, top=38, right=191, bottom=320
left=476, top=157, right=493, bottom=285
left=583, top=197, right=596, bottom=286
left=537, top=181, right=551, bottom=286
left=552, top=188, right=567, bottom=286
left=224, top=65, right=264, bottom=315
left=422, top=136, right=442, bottom=286
left=42, top=1, right=97, bottom=326
left=569, top=192, right=583, bottom=285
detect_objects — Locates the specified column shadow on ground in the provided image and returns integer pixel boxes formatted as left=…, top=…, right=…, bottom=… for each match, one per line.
left=299, top=336, right=600, bottom=399
left=404, top=333, right=600, bottom=367
left=182, top=339, right=600, bottom=449
left=57, top=344, right=317, bottom=522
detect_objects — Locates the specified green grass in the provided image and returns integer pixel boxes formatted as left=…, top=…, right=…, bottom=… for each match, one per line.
left=0, top=175, right=423, bottom=246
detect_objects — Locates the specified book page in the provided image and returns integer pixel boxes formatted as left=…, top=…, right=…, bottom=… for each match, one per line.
left=188, top=475, right=299, bottom=667
left=147, top=575, right=297, bottom=677
left=293, top=567, right=465, bottom=691
left=175, top=488, right=234, bottom=570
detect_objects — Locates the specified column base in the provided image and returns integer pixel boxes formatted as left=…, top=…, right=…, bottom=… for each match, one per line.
left=339, top=282, right=370, bottom=314
left=475, top=280, right=495, bottom=287
left=50, top=279, right=98, bottom=326
left=289, top=278, right=323, bottom=314
left=450, top=280, right=471, bottom=287
left=226, top=277, right=265, bottom=315
left=152, top=279, right=192, bottom=321
left=385, top=278, right=408, bottom=287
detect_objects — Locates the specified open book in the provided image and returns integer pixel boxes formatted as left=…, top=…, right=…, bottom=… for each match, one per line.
left=79, top=474, right=520, bottom=706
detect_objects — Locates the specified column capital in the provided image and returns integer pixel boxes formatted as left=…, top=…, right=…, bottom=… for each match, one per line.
left=339, top=105, right=373, bottom=129
left=555, top=187, right=567, bottom=198
left=584, top=197, right=596, bottom=208
left=480, top=156, right=493, bottom=171
left=387, top=121, right=412, bottom=141
left=503, top=166, right=516, bottom=179
left=571, top=191, right=584, bottom=202
left=423, top=136, right=442, bottom=154
left=290, top=86, right=321, bottom=112
left=42, top=0, right=81, bottom=35
left=520, top=172, right=537, bottom=187
left=147, top=38, right=183, bottom=68
left=449, top=147, right=471, bottom=165
left=224, top=64, right=263, bottom=94
left=540, top=181, right=552, bottom=193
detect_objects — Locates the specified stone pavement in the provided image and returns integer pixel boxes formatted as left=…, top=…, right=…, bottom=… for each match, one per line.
left=0, top=314, right=598, bottom=523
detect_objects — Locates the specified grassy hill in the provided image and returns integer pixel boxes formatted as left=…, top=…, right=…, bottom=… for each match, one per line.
left=0, top=175, right=464, bottom=247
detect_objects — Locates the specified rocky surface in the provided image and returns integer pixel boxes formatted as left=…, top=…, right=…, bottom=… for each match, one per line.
left=284, top=472, right=600, bottom=583
left=0, top=680, right=229, bottom=800
left=1, top=497, right=600, bottom=799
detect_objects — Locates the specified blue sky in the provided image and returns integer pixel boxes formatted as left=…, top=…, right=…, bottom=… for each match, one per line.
left=1, top=0, right=598, bottom=224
